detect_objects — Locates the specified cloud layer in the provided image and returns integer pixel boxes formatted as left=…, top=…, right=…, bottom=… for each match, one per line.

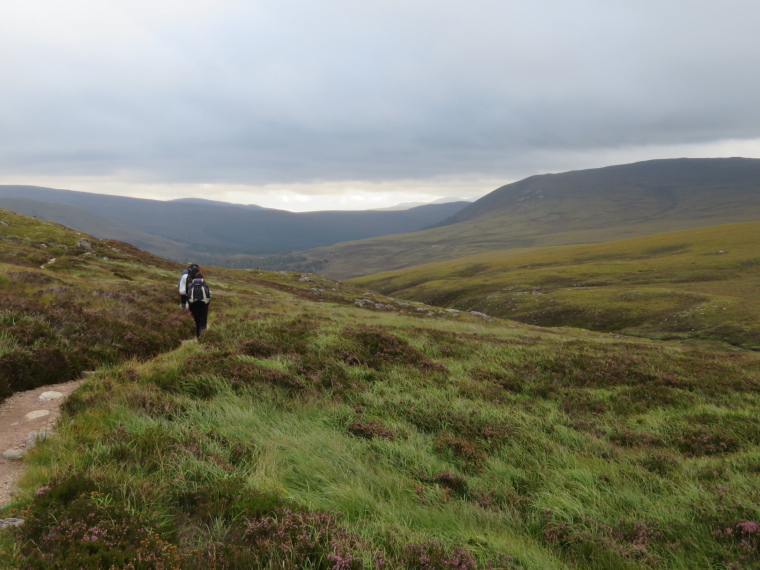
left=2, top=0, right=759, bottom=206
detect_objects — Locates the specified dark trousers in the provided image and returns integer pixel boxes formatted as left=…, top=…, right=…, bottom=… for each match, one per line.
left=180, top=294, right=188, bottom=308
left=189, top=301, right=209, bottom=338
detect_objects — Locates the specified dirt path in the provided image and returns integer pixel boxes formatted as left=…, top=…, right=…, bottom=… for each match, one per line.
left=0, top=379, right=84, bottom=505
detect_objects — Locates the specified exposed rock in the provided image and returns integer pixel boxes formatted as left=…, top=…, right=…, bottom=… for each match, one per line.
left=37, top=391, right=64, bottom=402
left=0, top=220, right=8, bottom=226
left=25, top=431, right=49, bottom=448
left=24, top=410, right=50, bottom=421
left=470, top=311, right=493, bottom=321
left=299, top=275, right=311, bottom=282
left=2, top=449, right=26, bottom=460
left=76, top=238, right=92, bottom=250
left=0, top=518, right=24, bottom=529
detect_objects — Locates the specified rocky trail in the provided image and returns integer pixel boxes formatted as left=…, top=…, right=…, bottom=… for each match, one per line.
left=0, top=379, right=84, bottom=506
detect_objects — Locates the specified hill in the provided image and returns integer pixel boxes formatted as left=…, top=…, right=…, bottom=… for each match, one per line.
left=0, top=197, right=188, bottom=261
left=0, top=186, right=469, bottom=266
left=295, top=158, right=760, bottom=279
left=0, top=210, right=759, bottom=568
left=349, top=220, right=760, bottom=350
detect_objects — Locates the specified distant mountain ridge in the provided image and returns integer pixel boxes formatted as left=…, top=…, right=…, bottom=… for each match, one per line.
left=437, top=157, right=760, bottom=227
left=0, top=185, right=469, bottom=266
left=293, top=158, right=760, bottom=279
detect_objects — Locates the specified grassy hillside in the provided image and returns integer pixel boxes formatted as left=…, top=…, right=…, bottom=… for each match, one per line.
left=297, top=158, right=760, bottom=279
left=349, top=220, right=760, bottom=350
left=0, top=186, right=468, bottom=266
left=0, top=209, right=191, bottom=404
left=0, top=197, right=188, bottom=262
left=1, top=212, right=759, bottom=568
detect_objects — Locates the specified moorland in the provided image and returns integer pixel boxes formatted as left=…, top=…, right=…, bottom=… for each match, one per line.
left=349, top=220, right=760, bottom=350
left=298, top=158, right=760, bottom=279
left=0, top=209, right=758, bottom=569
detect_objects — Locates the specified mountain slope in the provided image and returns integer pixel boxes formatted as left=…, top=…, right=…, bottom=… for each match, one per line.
left=297, top=158, right=760, bottom=279
left=0, top=185, right=469, bottom=264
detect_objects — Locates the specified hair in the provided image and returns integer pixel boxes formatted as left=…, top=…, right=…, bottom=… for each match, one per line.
left=195, top=273, right=204, bottom=280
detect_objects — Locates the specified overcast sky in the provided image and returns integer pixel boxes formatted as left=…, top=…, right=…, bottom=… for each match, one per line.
left=1, top=0, right=760, bottom=211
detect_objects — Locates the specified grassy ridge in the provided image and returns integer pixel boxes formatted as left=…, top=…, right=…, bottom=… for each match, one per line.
left=0, top=212, right=759, bottom=568
left=349, top=220, right=760, bottom=350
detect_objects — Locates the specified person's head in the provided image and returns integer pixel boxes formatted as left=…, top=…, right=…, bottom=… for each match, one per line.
left=195, top=273, right=204, bottom=280
left=182, top=270, right=188, bottom=275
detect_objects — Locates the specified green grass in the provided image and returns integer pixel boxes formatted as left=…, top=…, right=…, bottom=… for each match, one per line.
left=0, top=209, right=759, bottom=568
left=350, top=220, right=760, bottom=350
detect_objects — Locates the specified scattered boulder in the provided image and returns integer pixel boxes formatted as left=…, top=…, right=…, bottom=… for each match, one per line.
left=76, top=238, right=93, bottom=250
left=0, top=220, right=8, bottom=226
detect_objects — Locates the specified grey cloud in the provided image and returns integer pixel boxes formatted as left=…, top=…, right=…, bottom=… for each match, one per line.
left=1, top=0, right=760, bottom=186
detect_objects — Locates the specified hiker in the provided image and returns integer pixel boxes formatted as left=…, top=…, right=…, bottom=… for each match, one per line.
left=178, top=263, right=201, bottom=309
left=187, top=271, right=211, bottom=338
left=178, top=269, right=189, bottom=309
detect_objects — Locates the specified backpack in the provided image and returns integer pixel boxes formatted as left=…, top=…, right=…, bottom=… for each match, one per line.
left=188, top=278, right=210, bottom=304
left=187, top=264, right=201, bottom=281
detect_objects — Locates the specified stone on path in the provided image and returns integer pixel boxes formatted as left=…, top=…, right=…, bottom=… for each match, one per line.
left=24, top=410, right=50, bottom=421
left=25, top=431, right=48, bottom=448
left=2, top=449, right=26, bottom=460
left=37, top=391, right=64, bottom=402
left=0, top=518, right=25, bottom=529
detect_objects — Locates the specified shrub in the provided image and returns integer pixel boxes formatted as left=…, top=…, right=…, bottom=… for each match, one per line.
left=239, top=339, right=281, bottom=357
left=347, top=419, right=395, bottom=440
left=433, top=434, right=488, bottom=472
left=0, top=347, right=74, bottom=394
left=343, top=326, right=428, bottom=370
left=420, top=471, right=469, bottom=499
left=400, top=539, right=477, bottom=569
left=185, top=508, right=369, bottom=569
left=608, top=429, right=664, bottom=449
left=543, top=510, right=663, bottom=567
left=671, top=428, right=740, bottom=456
left=16, top=474, right=180, bottom=570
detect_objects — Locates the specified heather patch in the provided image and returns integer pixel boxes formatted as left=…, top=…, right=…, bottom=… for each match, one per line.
left=340, top=325, right=430, bottom=370
left=13, top=474, right=180, bottom=570
left=543, top=510, right=664, bottom=567
left=560, top=391, right=610, bottom=416
left=608, top=429, right=665, bottom=449
left=347, top=418, right=396, bottom=440
left=671, top=427, right=741, bottom=457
